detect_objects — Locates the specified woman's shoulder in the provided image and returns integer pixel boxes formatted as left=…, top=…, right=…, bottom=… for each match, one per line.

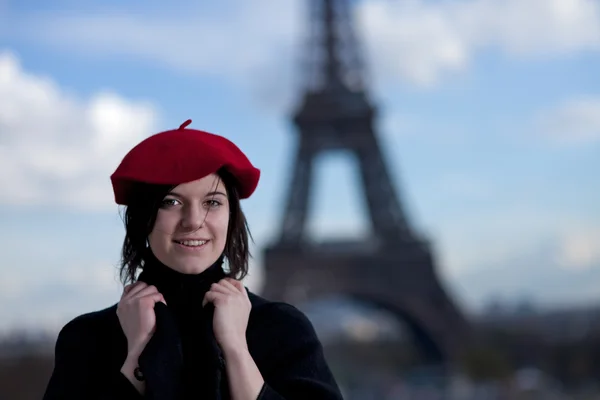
left=245, top=292, right=330, bottom=373
left=55, top=303, right=122, bottom=346
left=247, top=291, right=318, bottom=339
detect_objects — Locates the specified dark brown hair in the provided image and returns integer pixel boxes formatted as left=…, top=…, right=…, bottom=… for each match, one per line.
left=118, top=168, right=253, bottom=285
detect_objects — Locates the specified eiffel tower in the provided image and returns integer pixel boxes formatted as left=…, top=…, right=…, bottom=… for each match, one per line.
left=261, top=0, right=470, bottom=363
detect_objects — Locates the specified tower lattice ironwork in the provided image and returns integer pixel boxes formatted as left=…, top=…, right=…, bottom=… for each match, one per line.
left=261, top=0, right=471, bottom=364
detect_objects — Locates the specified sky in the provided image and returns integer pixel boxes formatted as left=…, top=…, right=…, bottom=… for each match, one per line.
left=0, top=0, right=599, bottom=335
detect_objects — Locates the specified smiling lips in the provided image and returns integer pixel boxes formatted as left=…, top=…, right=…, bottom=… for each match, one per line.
left=174, top=239, right=209, bottom=248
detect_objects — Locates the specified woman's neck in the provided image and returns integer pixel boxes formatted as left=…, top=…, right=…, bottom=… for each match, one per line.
left=137, top=250, right=226, bottom=311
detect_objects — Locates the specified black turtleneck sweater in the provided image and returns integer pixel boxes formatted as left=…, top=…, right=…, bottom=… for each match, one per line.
left=42, top=255, right=344, bottom=400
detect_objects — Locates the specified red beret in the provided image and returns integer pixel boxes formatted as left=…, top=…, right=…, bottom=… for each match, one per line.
left=110, top=119, right=260, bottom=205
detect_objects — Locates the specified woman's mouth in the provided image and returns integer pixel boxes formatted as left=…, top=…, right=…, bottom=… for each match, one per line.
left=173, top=239, right=209, bottom=248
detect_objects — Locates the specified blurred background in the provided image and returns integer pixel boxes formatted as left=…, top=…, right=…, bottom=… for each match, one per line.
left=0, top=0, right=599, bottom=399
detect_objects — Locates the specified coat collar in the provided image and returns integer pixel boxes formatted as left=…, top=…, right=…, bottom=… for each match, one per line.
left=137, top=250, right=226, bottom=312
left=135, top=250, right=229, bottom=400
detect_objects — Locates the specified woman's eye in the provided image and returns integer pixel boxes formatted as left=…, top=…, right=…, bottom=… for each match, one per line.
left=206, top=200, right=221, bottom=208
left=160, top=198, right=180, bottom=207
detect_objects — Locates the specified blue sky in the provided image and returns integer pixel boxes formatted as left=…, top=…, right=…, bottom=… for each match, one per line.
left=0, top=0, right=599, bottom=334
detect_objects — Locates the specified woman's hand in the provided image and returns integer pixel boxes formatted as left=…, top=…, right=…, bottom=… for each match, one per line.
left=203, top=278, right=251, bottom=354
left=117, top=282, right=166, bottom=358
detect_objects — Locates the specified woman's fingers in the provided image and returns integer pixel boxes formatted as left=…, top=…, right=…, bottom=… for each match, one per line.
left=139, top=292, right=167, bottom=307
left=202, top=290, right=226, bottom=307
left=211, top=281, right=237, bottom=295
left=122, top=282, right=148, bottom=299
left=224, top=278, right=247, bottom=297
left=128, top=284, right=159, bottom=300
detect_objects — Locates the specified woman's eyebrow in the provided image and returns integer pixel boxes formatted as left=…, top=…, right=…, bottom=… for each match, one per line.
left=205, top=191, right=227, bottom=198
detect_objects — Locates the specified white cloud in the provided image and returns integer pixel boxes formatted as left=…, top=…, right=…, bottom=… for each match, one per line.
left=358, top=0, right=600, bottom=86
left=3, top=0, right=598, bottom=98
left=556, top=227, right=600, bottom=270
left=0, top=50, right=159, bottom=210
left=357, top=0, right=469, bottom=87
left=427, top=204, right=600, bottom=276
left=534, top=96, right=600, bottom=144
left=8, top=1, right=303, bottom=111
left=20, top=4, right=299, bottom=78
left=0, top=259, right=123, bottom=335
left=61, top=262, right=123, bottom=294
left=454, top=226, right=600, bottom=311
left=0, top=274, right=24, bottom=301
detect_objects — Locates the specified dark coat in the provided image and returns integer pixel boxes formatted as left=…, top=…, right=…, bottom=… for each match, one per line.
left=42, top=260, right=344, bottom=400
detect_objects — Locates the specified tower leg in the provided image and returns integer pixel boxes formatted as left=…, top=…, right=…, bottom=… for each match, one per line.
left=355, top=136, right=409, bottom=239
left=279, top=138, right=314, bottom=245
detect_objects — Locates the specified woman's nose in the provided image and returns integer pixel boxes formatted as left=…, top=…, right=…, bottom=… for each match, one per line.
left=180, top=203, right=206, bottom=230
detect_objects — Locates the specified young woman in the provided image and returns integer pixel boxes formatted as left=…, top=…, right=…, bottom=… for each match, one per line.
left=43, top=120, right=344, bottom=400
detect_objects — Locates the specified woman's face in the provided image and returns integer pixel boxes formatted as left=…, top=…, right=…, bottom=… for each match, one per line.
left=148, top=173, right=230, bottom=274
